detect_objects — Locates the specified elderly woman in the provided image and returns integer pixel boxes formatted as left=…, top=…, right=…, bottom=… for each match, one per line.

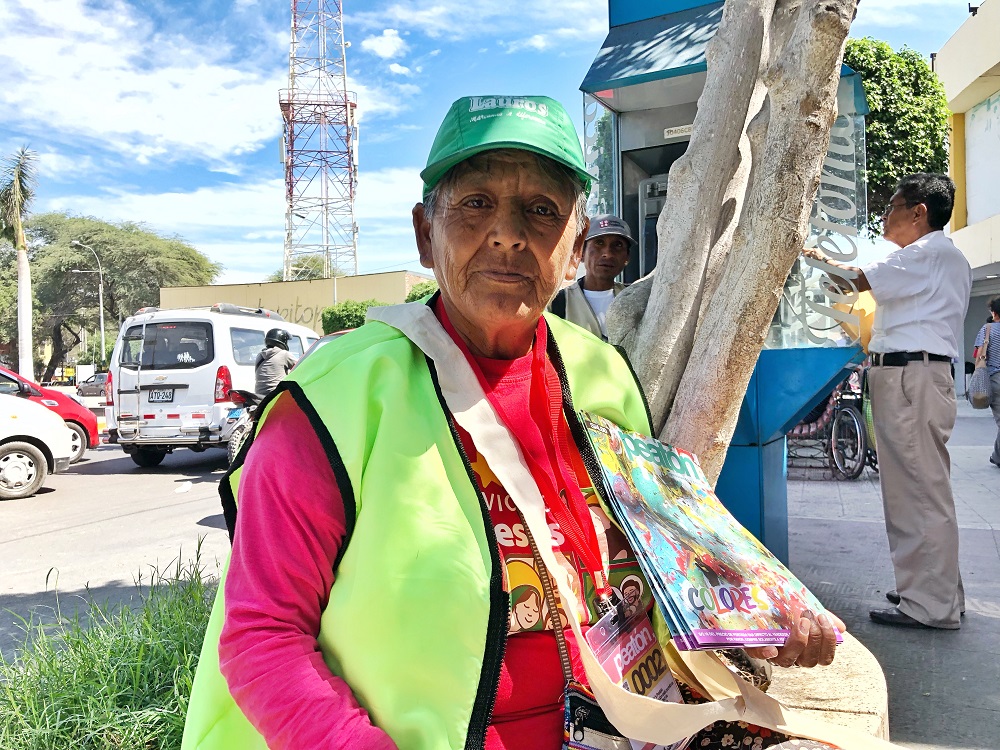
left=182, top=95, right=843, bottom=750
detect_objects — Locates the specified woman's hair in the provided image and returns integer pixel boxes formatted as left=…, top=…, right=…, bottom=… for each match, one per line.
left=989, top=296, right=1000, bottom=319
left=894, top=173, right=955, bottom=230
left=422, top=149, right=589, bottom=236
left=512, top=586, right=540, bottom=607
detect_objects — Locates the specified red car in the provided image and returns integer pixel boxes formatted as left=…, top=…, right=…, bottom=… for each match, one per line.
left=0, top=365, right=99, bottom=463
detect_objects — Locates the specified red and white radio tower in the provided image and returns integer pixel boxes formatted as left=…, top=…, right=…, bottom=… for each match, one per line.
left=279, top=0, right=358, bottom=281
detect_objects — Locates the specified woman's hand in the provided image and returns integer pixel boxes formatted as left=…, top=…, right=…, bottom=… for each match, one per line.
left=744, top=611, right=845, bottom=668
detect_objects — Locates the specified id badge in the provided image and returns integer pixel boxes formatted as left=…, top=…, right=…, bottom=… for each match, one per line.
left=584, top=605, right=691, bottom=750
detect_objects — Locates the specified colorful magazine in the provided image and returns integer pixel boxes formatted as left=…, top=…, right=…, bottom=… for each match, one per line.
left=580, top=412, right=841, bottom=651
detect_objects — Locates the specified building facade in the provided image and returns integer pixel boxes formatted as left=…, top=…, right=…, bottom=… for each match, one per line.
left=159, top=270, right=432, bottom=335
left=936, top=0, right=1000, bottom=353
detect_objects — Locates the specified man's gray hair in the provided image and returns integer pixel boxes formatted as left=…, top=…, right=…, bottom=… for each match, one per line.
left=423, top=150, right=589, bottom=236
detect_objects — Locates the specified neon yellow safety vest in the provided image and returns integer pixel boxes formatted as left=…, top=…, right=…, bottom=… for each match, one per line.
left=182, top=308, right=651, bottom=750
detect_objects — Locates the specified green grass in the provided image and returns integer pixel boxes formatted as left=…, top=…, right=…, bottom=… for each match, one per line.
left=0, top=552, right=217, bottom=750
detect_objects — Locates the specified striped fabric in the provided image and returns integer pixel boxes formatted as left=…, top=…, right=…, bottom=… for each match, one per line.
left=974, top=322, right=1000, bottom=375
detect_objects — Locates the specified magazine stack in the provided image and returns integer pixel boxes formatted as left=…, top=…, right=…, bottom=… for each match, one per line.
left=581, top=412, right=841, bottom=651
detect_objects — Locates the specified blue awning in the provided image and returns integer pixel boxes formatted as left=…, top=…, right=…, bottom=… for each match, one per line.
left=581, top=3, right=869, bottom=116
left=581, top=3, right=724, bottom=95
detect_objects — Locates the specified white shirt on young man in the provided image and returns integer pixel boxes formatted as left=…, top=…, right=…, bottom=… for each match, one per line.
left=862, top=230, right=972, bottom=358
left=582, top=288, right=615, bottom=338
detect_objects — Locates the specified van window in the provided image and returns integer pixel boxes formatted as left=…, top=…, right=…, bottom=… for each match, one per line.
left=231, top=328, right=304, bottom=365
left=120, top=322, right=214, bottom=370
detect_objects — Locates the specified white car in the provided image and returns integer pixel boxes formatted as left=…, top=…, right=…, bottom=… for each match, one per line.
left=105, top=303, right=319, bottom=467
left=0, top=393, right=74, bottom=500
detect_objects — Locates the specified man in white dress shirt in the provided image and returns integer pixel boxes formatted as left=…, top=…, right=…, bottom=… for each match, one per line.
left=805, top=173, right=971, bottom=630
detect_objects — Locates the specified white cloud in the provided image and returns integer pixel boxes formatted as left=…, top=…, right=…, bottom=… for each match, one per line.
left=852, top=0, right=953, bottom=28
left=356, top=167, right=423, bottom=220
left=351, top=1, right=607, bottom=44
left=44, top=179, right=285, bottom=235
left=394, top=83, right=422, bottom=97
left=360, top=29, right=408, bottom=59
left=348, top=76, right=408, bottom=122
left=503, top=34, right=550, bottom=53
left=42, top=167, right=425, bottom=280
left=388, top=63, right=412, bottom=76
left=33, top=151, right=98, bottom=181
left=0, top=0, right=284, bottom=168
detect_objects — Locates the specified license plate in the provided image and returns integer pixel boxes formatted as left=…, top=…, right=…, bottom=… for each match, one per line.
left=228, top=408, right=244, bottom=419
left=148, top=388, right=174, bottom=403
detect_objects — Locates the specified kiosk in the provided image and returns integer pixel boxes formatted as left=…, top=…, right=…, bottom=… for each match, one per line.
left=581, top=0, right=869, bottom=562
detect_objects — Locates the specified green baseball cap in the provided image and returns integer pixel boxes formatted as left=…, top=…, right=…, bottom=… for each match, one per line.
left=421, top=95, right=592, bottom=196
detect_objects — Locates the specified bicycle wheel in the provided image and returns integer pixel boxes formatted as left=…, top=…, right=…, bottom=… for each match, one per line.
left=829, top=406, right=866, bottom=480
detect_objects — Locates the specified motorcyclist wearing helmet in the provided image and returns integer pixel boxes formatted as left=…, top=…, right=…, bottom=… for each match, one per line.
left=255, top=328, right=298, bottom=398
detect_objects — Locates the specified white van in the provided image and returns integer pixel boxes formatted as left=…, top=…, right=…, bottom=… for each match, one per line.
left=1, top=393, right=74, bottom=499
left=105, top=304, right=319, bottom=467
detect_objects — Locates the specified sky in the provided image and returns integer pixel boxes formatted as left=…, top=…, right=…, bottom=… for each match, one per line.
left=0, top=0, right=979, bottom=284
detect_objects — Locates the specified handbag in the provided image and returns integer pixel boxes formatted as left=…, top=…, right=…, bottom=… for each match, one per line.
left=968, top=323, right=993, bottom=410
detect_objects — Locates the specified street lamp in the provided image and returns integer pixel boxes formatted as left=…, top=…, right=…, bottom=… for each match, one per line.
left=70, top=240, right=106, bottom=368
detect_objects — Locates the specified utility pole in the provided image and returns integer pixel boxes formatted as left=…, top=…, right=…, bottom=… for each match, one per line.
left=70, top=240, right=106, bottom=368
left=279, top=0, right=359, bottom=281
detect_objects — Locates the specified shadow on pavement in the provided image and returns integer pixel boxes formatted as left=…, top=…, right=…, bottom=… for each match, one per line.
left=197, top=514, right=228, bottom=531
left=1, top=580, right=150, bottom=664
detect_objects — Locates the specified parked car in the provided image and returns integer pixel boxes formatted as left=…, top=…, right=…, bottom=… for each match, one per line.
left=0, top=393, right=74, bottom=500
left=0, top=365, right=99, bottom=463
left=105, top=303, right=319, bottom=467
left=77, top=372, right=108, bottom=397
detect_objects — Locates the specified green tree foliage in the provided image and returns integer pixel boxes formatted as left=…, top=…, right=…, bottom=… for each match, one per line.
left=0, top=213, right=221, bottom=380
left=844, top=38, right=949, bottom=236
left=592, top=109, right=616, bottom=215
left=321, top=299, right=388, bottom=334
left=404, top=280, right=438, bottom=302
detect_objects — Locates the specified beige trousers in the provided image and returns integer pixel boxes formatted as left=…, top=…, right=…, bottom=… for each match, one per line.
left=868, top=359, right=964, bottom=628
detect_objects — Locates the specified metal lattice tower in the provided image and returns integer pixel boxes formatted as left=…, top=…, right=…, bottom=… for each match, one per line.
left=279, top=0, right=358, bottom=281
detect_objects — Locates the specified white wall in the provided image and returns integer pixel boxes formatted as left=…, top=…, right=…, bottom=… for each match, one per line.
left=966, top=90, right=1000, bottom=225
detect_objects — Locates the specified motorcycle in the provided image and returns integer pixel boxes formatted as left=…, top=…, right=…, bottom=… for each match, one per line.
left=226, top=389, right=262, bottom=465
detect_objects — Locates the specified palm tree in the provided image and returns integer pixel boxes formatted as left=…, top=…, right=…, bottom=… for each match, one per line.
left=0, top=147, right=38, bottom=379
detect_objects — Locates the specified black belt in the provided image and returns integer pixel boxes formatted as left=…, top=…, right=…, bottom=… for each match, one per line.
left=871, top=351, right=952, bottom=367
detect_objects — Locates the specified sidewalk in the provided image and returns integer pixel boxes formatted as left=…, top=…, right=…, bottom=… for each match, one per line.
left=787, top=400, right=1000, bottom=748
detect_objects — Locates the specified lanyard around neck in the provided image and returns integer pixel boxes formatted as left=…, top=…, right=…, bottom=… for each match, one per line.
left=436, top=301, right=611, bottom=601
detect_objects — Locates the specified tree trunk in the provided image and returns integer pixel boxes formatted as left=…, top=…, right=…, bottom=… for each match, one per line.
left=41, top=323, right=80, bottom=384
left=16, top=222, right=33, bottom=380
left=609, top=0, right=858, bottom=483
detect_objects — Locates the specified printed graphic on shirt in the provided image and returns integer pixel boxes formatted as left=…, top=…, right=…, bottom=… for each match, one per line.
left=465, top=439, right=652, bottom=633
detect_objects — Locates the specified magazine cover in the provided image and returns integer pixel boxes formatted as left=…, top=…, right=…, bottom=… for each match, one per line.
left=580, top=411, right=841, bottom=650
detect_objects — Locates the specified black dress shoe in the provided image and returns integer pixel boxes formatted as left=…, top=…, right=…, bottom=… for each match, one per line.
left=885, top=590, right=964, bottom=615
left=869, top=607, right=934, bottom=628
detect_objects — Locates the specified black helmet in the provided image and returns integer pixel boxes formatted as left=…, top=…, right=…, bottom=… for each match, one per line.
left=264, top=328, right=291, bottom=350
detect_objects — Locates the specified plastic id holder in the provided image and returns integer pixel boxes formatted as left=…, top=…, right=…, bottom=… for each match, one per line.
left=584, top=605, right=692, bottom=750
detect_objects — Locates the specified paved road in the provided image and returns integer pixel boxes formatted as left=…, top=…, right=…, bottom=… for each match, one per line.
left=0, top=444, right=232, bottom=661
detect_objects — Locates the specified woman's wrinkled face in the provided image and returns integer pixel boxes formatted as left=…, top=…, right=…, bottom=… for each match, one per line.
left=415, top=151, right=584, bottom=337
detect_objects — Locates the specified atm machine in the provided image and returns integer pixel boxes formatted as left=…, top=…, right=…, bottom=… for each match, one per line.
left=581, top=0, right=870, bottom=562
